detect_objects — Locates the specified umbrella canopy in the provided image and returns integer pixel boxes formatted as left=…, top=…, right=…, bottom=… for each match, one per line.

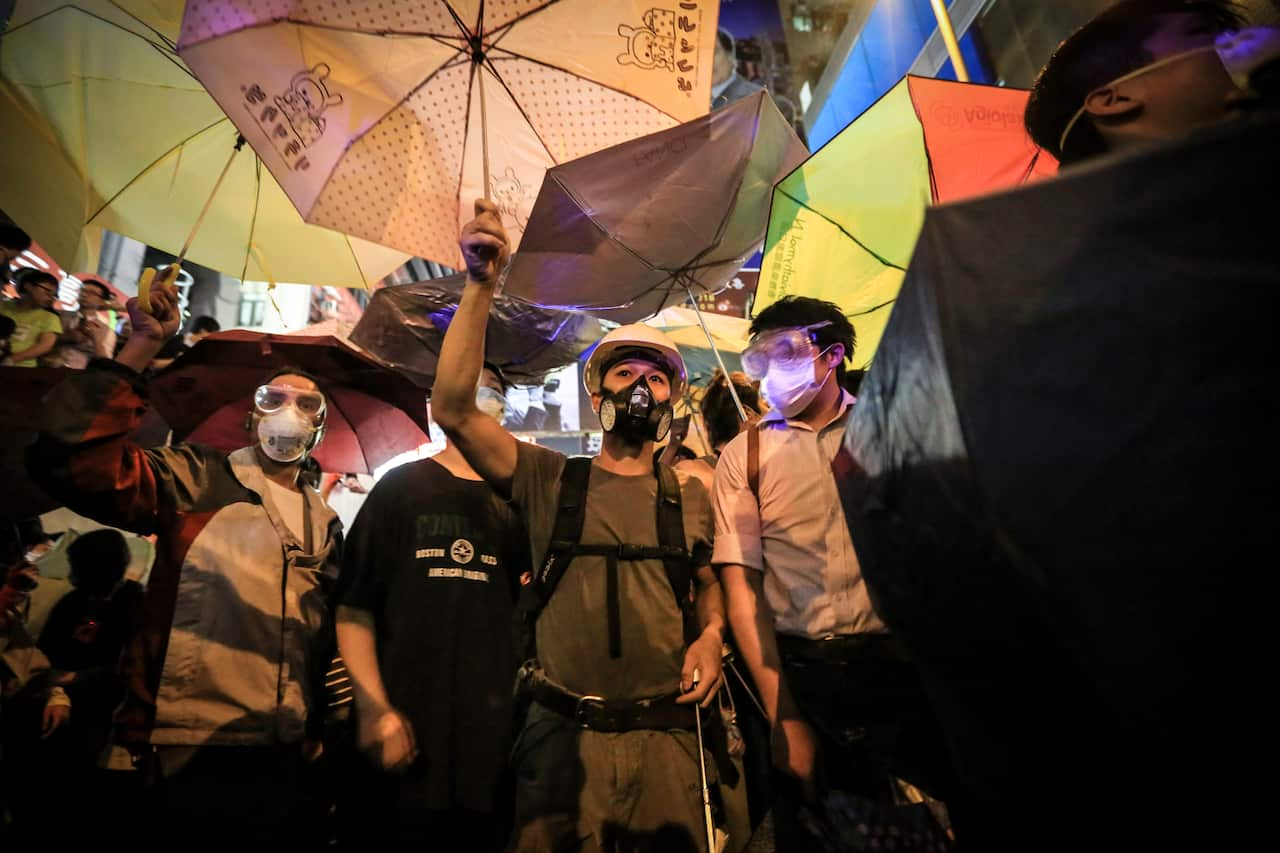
left=644, top=306, right=748, bottom=385
left=832, top=117, right=1277, bottom=845
left=0, top=0, right=409, bottom=287
left=151, top=330, right=429, bottom=473
left=177, top=0, right=718, bottom=268
left=504, top=90, right=808, bottom=323
left=757, top=75, right=1057, bottom=368
left=350, top=273, right=604, bottom=388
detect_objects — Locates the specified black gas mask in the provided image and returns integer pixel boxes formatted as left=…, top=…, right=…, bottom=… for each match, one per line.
left=598, top=375, right=674, bottom=443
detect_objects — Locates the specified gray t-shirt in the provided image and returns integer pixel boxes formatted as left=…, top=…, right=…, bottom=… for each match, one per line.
left=512, top=441, right=714, bottom=701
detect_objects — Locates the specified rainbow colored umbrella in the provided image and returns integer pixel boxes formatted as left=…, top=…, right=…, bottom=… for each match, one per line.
left=757, top=75, right=1057, bottom=368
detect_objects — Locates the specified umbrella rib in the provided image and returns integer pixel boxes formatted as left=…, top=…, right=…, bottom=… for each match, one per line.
left=774, top=187, right=907, bottom=272
left=441, top=2, right=475, bottom=40
left=484, top=0, right=564, bottom=48
left=480, top=59, right=557, bottom=164
left=341, top=233, right=370, bottom=288
left=241, top=158, right=263, bottom=283
left=85, top=116, right=233, bottom=226
left=317, top=59, right=461, bottom=191
left=147, top=42, right=198, bottom=82
left=107, top=0, right=179, bottom=50
left=5, top=4, right=174, bottom=51
left=482, top=50, right=685, bottom=125
left=845, top=298, right=897, bottom=319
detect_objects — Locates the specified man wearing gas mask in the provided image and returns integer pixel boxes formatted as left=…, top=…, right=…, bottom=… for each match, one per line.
left=713, top=296, right=956, bottom=845
left=432, top=201, right=726, bottom=852
left=28, top=283, right=339, bottom=845
left=333, top=362, right=529, bottom=849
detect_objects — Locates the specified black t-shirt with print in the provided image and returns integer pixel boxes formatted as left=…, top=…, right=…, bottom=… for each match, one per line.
left=335, top=458, right=528, bottom=813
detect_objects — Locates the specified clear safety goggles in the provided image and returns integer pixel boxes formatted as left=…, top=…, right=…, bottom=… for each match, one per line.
left=741, top=321, right=832, bottom=381
left=254, top=384, right=326, bottom=419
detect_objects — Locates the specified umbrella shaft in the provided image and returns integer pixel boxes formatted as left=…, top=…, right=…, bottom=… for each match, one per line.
left=178, top=138, right=244, bottom=266
left=694, top=707, right=716, bottom=853
left=929, top=0, right=970, bottom=82
left=685, top=287, right=748, bottom=422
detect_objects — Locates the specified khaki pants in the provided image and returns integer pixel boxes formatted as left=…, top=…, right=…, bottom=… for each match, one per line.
left=511, top=702, right=716, bottom=852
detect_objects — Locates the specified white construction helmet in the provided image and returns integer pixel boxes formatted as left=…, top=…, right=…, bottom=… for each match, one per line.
left=583, top=324, right=687, bottom=401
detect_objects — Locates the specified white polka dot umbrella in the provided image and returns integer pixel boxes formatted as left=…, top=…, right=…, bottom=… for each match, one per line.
left=178, top=0, right=719, bottom=268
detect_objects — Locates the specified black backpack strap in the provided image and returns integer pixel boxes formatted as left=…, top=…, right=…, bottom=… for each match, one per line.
left=534, top=456, right=593, bottom=605
left=655, top=462, right=695, bottom=642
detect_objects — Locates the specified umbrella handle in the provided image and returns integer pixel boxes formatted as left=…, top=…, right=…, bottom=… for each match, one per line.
left=685, top=285, right=748, bottom=422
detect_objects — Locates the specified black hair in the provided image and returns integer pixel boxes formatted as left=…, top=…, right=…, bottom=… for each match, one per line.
left=1026, top=0, right=1246, bottom=163
left=0, top=222, right=32, bottom=252
left=701, top=370, right=762, bottom=452
left=189, top=315, right=221, bottom=335
left=749, top=296, right=856, bottom=383
left=717, top=28, right=735, bottom=56
left=67, top=529, right=131, bottom=595
left=79, top=278, right=111, bottom=300
left=15, top=517, right=49, bottom=549
left=17, top=269, right=57, bottom=292
left=481, top=360, right=511, bottom=392
left=600, top=347, right=675, bottom=384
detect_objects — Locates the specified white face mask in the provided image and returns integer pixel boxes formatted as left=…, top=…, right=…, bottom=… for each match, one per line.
left=476, top=386, right=507, bottom=422
left=257, top=408, right=316, bottom=462
left=761, top=347, right=833, bottom=419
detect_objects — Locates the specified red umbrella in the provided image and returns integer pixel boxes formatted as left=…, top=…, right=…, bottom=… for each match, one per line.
left=150, top=330, right=428, bottom=474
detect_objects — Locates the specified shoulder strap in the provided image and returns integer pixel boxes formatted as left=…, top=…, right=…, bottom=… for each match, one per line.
left=747, top=423, right=760, bottom=501
left=655, top=462, right=692, bottom=614
left=533, top=456, right=593, bottom=602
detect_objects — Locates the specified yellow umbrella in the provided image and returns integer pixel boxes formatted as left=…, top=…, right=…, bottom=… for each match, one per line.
left=0, top=0, right=409, bottom=287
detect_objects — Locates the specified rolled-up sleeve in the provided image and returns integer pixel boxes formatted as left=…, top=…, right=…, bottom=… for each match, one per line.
left=711, top=432, right=763, bottom=571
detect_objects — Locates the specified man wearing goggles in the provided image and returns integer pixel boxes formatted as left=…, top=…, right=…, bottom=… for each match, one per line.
left=714, top=296, right=954, bottom=845
left=1026, top=0, right=1267, bottom=165
left=253, top=381, right=327, bottom=464
left=29, top=282, right=340, bottom=844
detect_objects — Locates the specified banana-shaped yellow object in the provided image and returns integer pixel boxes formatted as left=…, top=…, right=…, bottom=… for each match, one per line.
left=137, top=264, right=179, bottom=314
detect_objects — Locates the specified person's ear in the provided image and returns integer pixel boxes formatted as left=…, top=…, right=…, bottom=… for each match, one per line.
left=826, top=343, right=846, bottom=367
left=590, top=392, right=602, bottom=414
left=1083, top=84, right=1142, bottom=121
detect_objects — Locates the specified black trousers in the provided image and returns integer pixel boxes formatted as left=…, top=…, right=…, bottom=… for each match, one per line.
left=773, top=634, right=959, bottom=847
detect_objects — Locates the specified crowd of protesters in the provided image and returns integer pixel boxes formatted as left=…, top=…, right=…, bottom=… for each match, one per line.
left=2, top=1, right=1277, bottom=849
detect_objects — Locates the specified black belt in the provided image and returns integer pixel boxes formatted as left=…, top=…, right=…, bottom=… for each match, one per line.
left=776, top=632, right=905, bottom=664
left=523, top=669, right=697, bottom=733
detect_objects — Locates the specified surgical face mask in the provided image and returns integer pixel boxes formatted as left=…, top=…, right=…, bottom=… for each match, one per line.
left=257, top=407, right=317, bottom=462
left=598, top=375, right=673, bottom=443
left=761, top=345, right=834, bottom=419
left=1057, top=28, right=1279, bottom=152
left=476, top=386, right=507, bottom=422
